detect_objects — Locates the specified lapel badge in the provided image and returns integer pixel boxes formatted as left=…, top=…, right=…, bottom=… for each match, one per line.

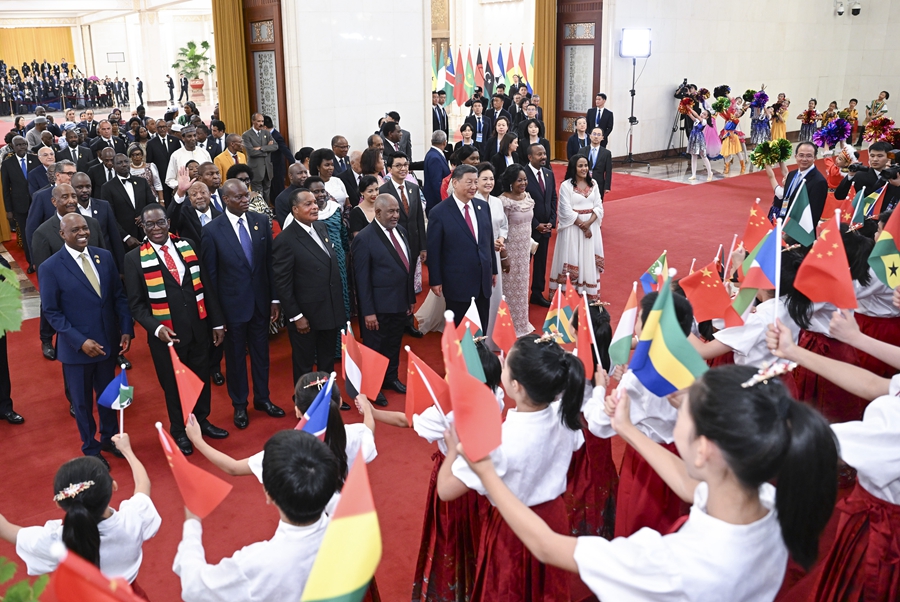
left=254, top=225, right=258, bottom=230
left=93, top=254, right=100, bottom=264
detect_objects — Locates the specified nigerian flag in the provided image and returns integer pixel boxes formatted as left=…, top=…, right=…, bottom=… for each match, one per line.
left=869, top=207, right=900, bottom=288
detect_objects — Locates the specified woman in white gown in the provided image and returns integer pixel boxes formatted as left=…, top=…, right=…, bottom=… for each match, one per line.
left=475, top=162, right=509, bottom=348
left=549, top=154, right=604, bottom=300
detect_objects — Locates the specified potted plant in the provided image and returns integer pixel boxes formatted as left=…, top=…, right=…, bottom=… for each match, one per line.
left=171, top=40, right=216, bottom=99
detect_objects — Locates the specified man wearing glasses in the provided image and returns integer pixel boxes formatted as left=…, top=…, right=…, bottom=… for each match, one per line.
left=331, top=136, right=351, bottom=175
left=763, top=141, right=828, bottom=226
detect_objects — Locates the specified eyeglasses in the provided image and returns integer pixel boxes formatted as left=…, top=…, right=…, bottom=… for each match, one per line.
left=143, top=219, right=168, bottom=229
left=59, top=171, right=76, bottom=176
left=392, top=162, right=409, bottom=169
left=334, top=144, right=350, bottom=149
left=236, top=176, right=251, bottom=183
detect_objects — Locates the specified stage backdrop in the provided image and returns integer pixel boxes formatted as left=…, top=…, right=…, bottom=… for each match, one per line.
left=0, top=28, right=75, bottom=71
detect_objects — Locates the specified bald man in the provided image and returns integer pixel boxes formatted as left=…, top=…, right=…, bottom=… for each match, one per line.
left=273, top=163, right=310, bottom=227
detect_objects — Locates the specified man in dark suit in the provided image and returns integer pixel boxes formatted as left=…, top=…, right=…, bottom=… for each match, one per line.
left=166, top=75, right=175, bottom=102
left=71, top=172, right=125, bottom=274
left=424, top=131, right=450, bottom=215
left=56, top=129, right=94, bottom=172
left=242, top=113, right=279, bottom=202
left=27, top=160, right=78, bottom=259
left=101, top=153, right=156, bottom=250
left=31, top=184, right=105, bottom=269
left=331, top=135, right=351, bottom=175
left=385, top=111, right=412, bottom=159
left=351, top=194, right=416, bottom=394
left=88, top=148, right=117, bottom=197
left=1, top=136, right=40, bottom=271
left=136, top=78, right=143, bottom=105
left=264, top=117, right=294, bottom=201
left=578, top=128, right=613, bottom=197
left=485, top=94, right=512, bottom=126
left=78, top=109, right=99, bottom=140
left=379, top=152, right=427, bottom=337
left=145, top=120, right=181, bottom=204
left=766, top=142, right=828, bottom=227
left=177, top=181, right=222, bottom=250
left=27, top=146, right=55, bottom=196
left=39, top=213, right=133, bottom=465
left=178, top=73, right=189, bottom=102
left=274, top=164, right=309, bottom=227
left=124, top=204, right=228, bottom=455
left=337, top=151, right=361, bottom=208
left=200, top=178, right=284, bottom=429
left=273, top=189, right=347, bottom=385
left=463, top=100, right=492, bottom=154
left=833, top=141, right=900, bottom=213
left=427, top=165, right=497, bottom=328
left=89, top=120, right=127, bottom=156
left=207, top=120, right=227, bottom=159
left=432, top=91, right=449, bottom=137
left=524, top=143, right=557, bottom=307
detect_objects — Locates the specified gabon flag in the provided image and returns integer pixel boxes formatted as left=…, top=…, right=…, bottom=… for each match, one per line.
left=679, top=260, right=743, bottom=327
left=491, top=296, right=518, bottom=355
left=869, top=206, right=900, bottom=289
left=156, top=422, right=232, bottom=518
left=46, top=549, right=144, bottom=602
left=405, top=347, right=450, bottom=425
left=169, top=344, right=203, bottom=426
left=342, top=327, right=389, bottom=400
left=301, top=450, right=381, bottom=602
left=794, top=212, right=858, bottom=309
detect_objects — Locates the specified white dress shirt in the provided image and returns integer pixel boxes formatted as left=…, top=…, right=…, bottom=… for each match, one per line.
left=714, top=297, right=801, bottom=367
left=196, top=208, right=213, bottom=227
left=65, top=243, right=100, bottom=287
left=453, top=194, right=478, bottom=240
left=165, top=146, right=213, bottom=190
left=583, top=372, right=678, bottom=444
left=375, top=219, right=408, bottom=262
left=775, top=165, right=815, bottom=200
left=119, top=176, right=136, bottom=207
left=77, top=200, right=93, bottom=218
left=225, top=209, right=252, bottom=245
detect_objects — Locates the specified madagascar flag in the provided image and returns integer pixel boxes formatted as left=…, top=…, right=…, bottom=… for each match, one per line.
left=630, top=278, right=708, bottom=396
left=869, top=207, right=900, bottom=288
left=301, top=450, right=381, bottom=602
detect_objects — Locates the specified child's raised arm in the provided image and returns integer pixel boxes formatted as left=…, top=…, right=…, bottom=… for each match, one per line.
left=0, top=513, right=21, bottom=545
left=112, top=432, right=150, bottom=497
left=185, top=415, right=252, bottom=476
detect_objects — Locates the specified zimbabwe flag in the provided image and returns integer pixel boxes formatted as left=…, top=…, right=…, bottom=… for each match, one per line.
left=869, top=207, right=900, bottom=288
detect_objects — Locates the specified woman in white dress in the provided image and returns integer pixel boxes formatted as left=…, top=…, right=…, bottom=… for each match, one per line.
left=550, top=154, right=604, bottom=301
left=311, top=148, right=349, bottom=207
left=475, top=162, right=509, bottom=348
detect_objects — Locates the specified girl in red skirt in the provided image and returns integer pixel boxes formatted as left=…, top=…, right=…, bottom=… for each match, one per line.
left=437, top=334, right=586, bottom=602
left=453, top=364, right=838, bottom=601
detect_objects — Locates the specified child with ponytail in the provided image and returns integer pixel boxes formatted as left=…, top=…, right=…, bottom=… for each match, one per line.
left=455, top=364, right=838, bottom=601
left=437, top=334, right=586, bottom=602
left=0, top=433, right=160, bottom=598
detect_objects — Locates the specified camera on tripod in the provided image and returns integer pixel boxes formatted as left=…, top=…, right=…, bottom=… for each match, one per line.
left=674, top=78, right=690, bottom=99
left=848, top=161, right=900, bottom=180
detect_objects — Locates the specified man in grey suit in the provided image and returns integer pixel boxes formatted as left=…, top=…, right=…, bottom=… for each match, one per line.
left=241, top=112, right=278, bottom=202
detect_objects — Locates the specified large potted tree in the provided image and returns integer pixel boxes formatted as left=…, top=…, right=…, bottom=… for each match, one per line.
left=171, top=40, right=216, bottom=99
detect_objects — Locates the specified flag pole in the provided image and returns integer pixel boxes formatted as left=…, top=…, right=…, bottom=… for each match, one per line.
left=773, top=218, right=783, bottom=327
left=406, top=345, right=449, bottom=426
left=714, top=243, right=723, bottom=264
left=689, top=258, right=696, bottom=274
left=582, top=291, right=602, bottom=368
left=722, top=234, right=739, bottom=283
left=556, top=273, right=564, bottom=333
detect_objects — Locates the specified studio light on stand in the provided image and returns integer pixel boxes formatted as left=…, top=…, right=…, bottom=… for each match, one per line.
left=614, top=28, right=651, bottom=168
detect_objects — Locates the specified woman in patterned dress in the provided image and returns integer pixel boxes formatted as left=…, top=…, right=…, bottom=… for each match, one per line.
left=498, top=164, right=535, bottom=337
left=127, top=144, right=163, bottom=202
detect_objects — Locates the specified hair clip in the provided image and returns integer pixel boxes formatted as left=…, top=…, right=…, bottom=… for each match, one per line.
left=472, top=335, right=488, bottom=343
left=53, top=480, right=95, bottom=502
left=302, top=377, right=328, bottom=390
left=534, top=332, right=563, bottom=344
left=741, top=361, right=797, bottom=388
left=589, top=300, right=611, bottom=307
left=781, top=243, right=801, bottom=252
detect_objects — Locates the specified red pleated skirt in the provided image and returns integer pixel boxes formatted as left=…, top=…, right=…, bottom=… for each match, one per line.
left=813, top=480, right=900, bottom=602
left=412, top=451, right=485, bottom=602
left=794, top=330, right=869, bottom=423
left=470, top=496, right=571, bottom=602
left=564, top=428, right=618, bottom=539
left=130, top=580, right=150, bottom=601
left=854, top=313, right=900, bottom=379
left=614, top=442, right=690, bottom=538
left=707, top=351, right=735, bottom=368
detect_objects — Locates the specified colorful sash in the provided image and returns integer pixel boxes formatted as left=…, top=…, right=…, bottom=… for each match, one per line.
left=140, top=236, right=206, bottom=328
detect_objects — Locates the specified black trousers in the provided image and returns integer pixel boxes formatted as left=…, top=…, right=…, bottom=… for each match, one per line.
left=223, top=307, right=271, bottom=408
left=178, top=87, right=188, bottom=102
left=531, top=235, right=550, bottom=296
left=287, top=325, right=337, bottom=388
left=209, top=337, right=224, bottom=373
left=0, top=335, right=12, bottom=415
left=148, top=334, right=211, bottom=436
left=13, top=212, right=31, bottom=265
left=446, top=294, right=490, bottom=333
left=361, top=312, right=406, bottom=385
left=137, top=92, right=143, bottom=105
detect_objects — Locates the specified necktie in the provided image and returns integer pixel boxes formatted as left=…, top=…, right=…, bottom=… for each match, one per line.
left=537, top=169, right=546, bottom=193
left=477, top=117, right=482, bottom=133
left=72, top=148, right=78, bottom=162
left=394, top=142, right=399, bottom=152
left=237, top=217, right=253, bottom=264
left=79, top=254, right=101, bottom=296
left=389, top=228, right=409, bottom=271
left=106, top=168, right=112, bottom=182
left=159, top=244, right=180, bottom=282
left=590, top=148, right=597, bottom=167
left=200, top=213, right=209, bottom=226
left=20, top=157, right=26, bottom=177
left=232, top=153, right=238, bottom=164
left=211, top=193, right=222, bottom=212
left=399, top=183, right=409, bottom=214
left=596, top=109, right=600, bottom=127
left=785, top=173, right=801, bottom=199
left=463, top=203, right=475, bottom=238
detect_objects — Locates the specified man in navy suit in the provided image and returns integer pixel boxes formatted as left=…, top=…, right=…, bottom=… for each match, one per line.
left=524, top=143, right=558, bottom=307
left=586, top=93, right=614, bottom=148
left=423, top=131, right=450, bottom=215
left=38, top=213, right=133, bottom=466
left=351, top=194, right=416, bottom=394
left=200, top=178, right=285, bottom=429
left=427, top=164, right=497, bottom=328
left=765, top=141, right=828, bottom=226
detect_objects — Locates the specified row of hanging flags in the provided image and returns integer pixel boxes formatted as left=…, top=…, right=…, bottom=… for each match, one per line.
left=432, top=44, right=535, bottom=106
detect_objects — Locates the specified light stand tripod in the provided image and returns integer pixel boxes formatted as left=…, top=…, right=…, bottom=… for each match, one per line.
left=665, top=104, right=687, bottom=157
left=613, top=57, right=649, bottom=168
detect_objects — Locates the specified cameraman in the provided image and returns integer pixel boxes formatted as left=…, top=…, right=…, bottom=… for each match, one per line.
left=835, top=141, right=900, bottom=213
left=674, top=81, right=699, bottom=136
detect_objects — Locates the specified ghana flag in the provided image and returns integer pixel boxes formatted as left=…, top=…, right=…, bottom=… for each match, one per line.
left=869, top=206, right=900, bottom=289
left=630, top=277, right=708, bottom=396
left=301, top=450, right=381, bottom=602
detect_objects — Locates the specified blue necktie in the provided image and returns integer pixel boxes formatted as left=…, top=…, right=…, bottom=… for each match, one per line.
left=20, top=157, right=26, bottom=177
left=785, top=173, right=800, bottom=199
left=590, top=148, right=597, bottom=167
left=237, top=217, right=253, bottom=264
left=211, top=193, right=222, bottom=212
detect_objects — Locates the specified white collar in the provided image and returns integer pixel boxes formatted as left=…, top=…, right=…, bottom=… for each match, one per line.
left=149, top=239, right=174, bottom=255
left=65, top=244, right=90, bottom=261
left=196, top=207, right=212, bottom=219
left=453, top=194, right=472, bottom=209
left=225, top=209, right=248, bottom=228
left=375, top=218, right=397, bottom=239
left=528, top=163, right=543, bottom=176
left=296, top=220, right=316, bottom=234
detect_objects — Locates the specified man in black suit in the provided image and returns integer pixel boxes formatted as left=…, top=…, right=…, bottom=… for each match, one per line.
left=100, top=153, right=156, bottom=250
left=78, top=109, right=99, bottom=139
left=178, top=181, right=222, bottom=249
left=331, top=135, right=351, bottom=175
left=337, top=151, right=362, bottom=208
left=124, top=204, right=228, bottom=455
left=145, top=120, right=181, bottom=204
left=432, top=91, right=449, bottom=137
left=578, top=128, right=613, bottom=197
left=378, top=152, right=426, bottom=337
left=178, top=73, right=189, bottom=102
left=464, top=99, right=492, bottom=154
left=71, top=172, right=125, bottom=273
left=765, top=142, right=828, bottom=227
left=31, top=184, right=105, bottom=269
left=833, top=141, right=900, bottom=213
left=208, top=120, right=228, bottom=159
left=89, top=120, right=127, bottom=156
left=27, top=160, right=78, bottom=257
left=274, top=163, right=309, bottom=227
left=531, top=95, right=545, bottom=123
left=586, top=93, right=614, bottom=148
left=1, top=136, right=40, bottom=271
left=88, top=148, right=116, bottom=196
left=166, top=75, right=175, bottom=102
left=485, top=94, right=512, bottom=126
left=200, top=178, right=284, bottom=429
left=273, top=189, right=347, bottom=385
left=136, top=77, right=143, bottom=105
left=524, top=143, right=557, bottom=306
left=56, top=129, right=93, bottom=173
left=351, top=194, right=415, bottom=394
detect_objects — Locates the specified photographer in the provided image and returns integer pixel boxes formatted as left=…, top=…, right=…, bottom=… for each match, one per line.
left=674, top=80, right=699, bottom=135
left=835, top=141, right=900, bottom=213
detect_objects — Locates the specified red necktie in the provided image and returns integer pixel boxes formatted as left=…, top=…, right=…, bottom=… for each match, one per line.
left=463, top=203, right=476, bottom=238
left=399, top=183, right=409, bottom=214
left=537, top=169, right=546, bottom=193
left=389, top=229, right=409, bottom=271
left=160, top=244, right=180, bottom=282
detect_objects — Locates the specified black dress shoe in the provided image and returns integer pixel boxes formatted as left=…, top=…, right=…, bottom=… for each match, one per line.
left=2, top=410, right=24, bottom=424
left=530, top=294, right=552, bottom=307
left=340, top=402, right=351, bottom=411
left=26, top=265, right=35, bottom=274
left=95, top=454, right=110, bottom=470
left=383, top=380, right=407, bottom=394
left=233, top=408, right=249, bottom=429
left=212, top=371, right=225, bottom=386
left=41, top=342, right=56, bottom=361
left=173, top=433, right=193, bottom=455
left=253, top=400, right=286, bottom=418
left=405, top=325, right=424, bottom=338
left=101, top=440, right=125, bottom=458
left=200, top=423, right=229, bottom=439
left=118, top=355, right=132, bottom=369
left=69, top=403, right=75, bottom=418
left=372, top=393, right=389, bottom=407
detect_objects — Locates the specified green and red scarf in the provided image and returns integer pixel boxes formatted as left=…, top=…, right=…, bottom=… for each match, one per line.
left=140, top=236, right=206, bottom=328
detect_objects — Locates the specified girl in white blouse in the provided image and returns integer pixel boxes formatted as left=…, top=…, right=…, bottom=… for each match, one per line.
left=455, top=364, right=838, bottom=602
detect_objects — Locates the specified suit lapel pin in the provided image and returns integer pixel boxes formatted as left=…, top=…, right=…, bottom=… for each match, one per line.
left=254, top=225, right=258, bottom=230
left=93, top=255, right=100, bottom=264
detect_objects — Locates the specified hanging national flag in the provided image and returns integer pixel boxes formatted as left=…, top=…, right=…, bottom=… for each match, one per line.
left=528, top=45, right=535, bottom=94
left=47, top=550, right=144, bottom=602
left=295, top=372, right=334, bottom=440
left=869, top=205, right=900, bottom=288
left=342, top=329, right=389, bottom=400
left=740, top=200, right=774, bottom=253
left=576, top=299, right=595, bottom=380
left=679, top=260, right=744, bottom=327
left=630, top=278, right=709, bottom=396
left=97, top=366, right=133, bottom=411
left=405, top=347, right=450, bottom=425
left=484, top=46, right=495, bottom=96
left=300, top=451, right=381, bottom=602
left=497, top=46, right=506, bottom=87
left=741, top=229, right=779, bottom=289
left=455, top=297, right=483, bottom=338
left=794, top=220, right=858, bottom=309
left=783, top=184, right=815, bottom=247
left=459, top=328, right=486, bottom=382
left=443, top=48, right=455, bottom=106
left=639, top=251, right=668, bottom=293
left=491, top=296, right=518, bottom=355
left=609, top=282, right=638, bottom=366
left=518, top=45, right=531, bottom=93
left=156, top=422, right=232, bottom=518
left=506, top=46, right=515, bottom=87
left=170, top=345, right=203, bottom=425
left=475, top=47, right=485, bottom=89
left=464, top=48, right=475, bottom=98
left=454, top=48, right=467, bottom=108
left=543, top=287, right=575, bottom=343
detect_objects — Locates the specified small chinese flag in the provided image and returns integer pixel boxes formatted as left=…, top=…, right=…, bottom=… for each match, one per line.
left=740, top=200, right=773, bottom=254
left=491, top=297, right=518, bottom=355
left=794, top=216, right=858, bottom=309
left=563, top=273, right=581, bottom=313
left=576, top=300, right=595, bottom=380
left=156, top=422, right=232, bottom=518
left=405, top=347, right=450, bottom=425
left=46, top=549, right=144, bottom=602
left=679, top=260, right=744, bottom=327
left=170, top=345, right=203, bottom=426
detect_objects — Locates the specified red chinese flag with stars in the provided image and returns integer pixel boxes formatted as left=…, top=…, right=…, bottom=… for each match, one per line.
left=492, top=297, right=518, bottom=355
left=46, top=550, right=144, bottom=602
left=156, top=423, right=232, bottom=518
left=740, top=201, right=773, bottom=254
left=563, top=273, right=581, bottom=313
left=794, top=224, right=858, bottom=309
left=679, top=260, right=744, bottom=327
left=576, top=300, right=595, bottom=380
left=170, top=345, right=203, bottom=426
left=405, top=348, right=450, bottom=425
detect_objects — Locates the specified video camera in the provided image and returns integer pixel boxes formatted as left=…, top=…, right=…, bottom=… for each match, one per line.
left=674, top=78, right=690, bottom=99
left=848, top=161, right=900, bottom=181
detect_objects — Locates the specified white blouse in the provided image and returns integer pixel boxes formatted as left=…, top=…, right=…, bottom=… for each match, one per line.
left=714, top=297, right=801, bottom=367
left=583, top=371, right=678, bottom=444
left=323, top=177, right=349, bottom=206
left=854, top=269, right=900, bottom=317
left=413, top=389, right=505, bottom=454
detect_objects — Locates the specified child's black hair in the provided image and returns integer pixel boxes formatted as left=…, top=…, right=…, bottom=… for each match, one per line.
left=294, top=372, right=348, bottom=487
left=54, top=457, right=113, bottom=567
left=639, top=291, right=694, bottom=336
left=507, top=335, right=585, bottom=430
left=261, top=431, right=339, bottom=525
left=475, top=340, right=502, bottom=393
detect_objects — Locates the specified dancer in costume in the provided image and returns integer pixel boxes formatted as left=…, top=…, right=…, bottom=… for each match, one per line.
left=857, top=91, right=889, bottom=146
left=698, top=88, right=722, bottom=160
left=685, top=106, right=714, bottom=181
left=843, top=98, right=859, bottom=142
left=749, top=89, right=770, bottom=145
left=798, top=98, right=819, bottom=143
left=770, top=99, right=790, bottom=141
left=720, top=101, right=747, bottom=175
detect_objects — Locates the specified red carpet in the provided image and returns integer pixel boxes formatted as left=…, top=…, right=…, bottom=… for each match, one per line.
left=550, top=164, right=686, bottom=203
left=0, top=168, right=828, bottom=600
